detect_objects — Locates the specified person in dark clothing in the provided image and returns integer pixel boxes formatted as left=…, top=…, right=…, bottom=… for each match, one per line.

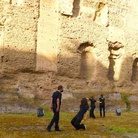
left=71, top=98, right=89, bottom=130
left=47, top=85, right=64, bottom=132
left=99, top=94, right=105, bottom=117
left=89, top=96, right=97, bottom=119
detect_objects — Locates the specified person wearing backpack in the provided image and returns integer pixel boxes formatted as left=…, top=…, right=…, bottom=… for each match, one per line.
left=99, top=94, right=105, bottom=117
left=47, top=85, right=64, bottom=132
left=71, top=98, right=89, bottom=130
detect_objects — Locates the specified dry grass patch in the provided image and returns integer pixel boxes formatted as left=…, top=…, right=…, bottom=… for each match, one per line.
left=0, top=112, right=137, bottom=138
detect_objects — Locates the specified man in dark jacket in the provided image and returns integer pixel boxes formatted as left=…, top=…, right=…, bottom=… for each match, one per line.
left=47, top=85, right=63, bottom=132
left=89, top=96, right=97, bottom=119
left=99, top=94, right=105, bottom=117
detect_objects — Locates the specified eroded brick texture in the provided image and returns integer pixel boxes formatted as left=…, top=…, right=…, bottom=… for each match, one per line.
left=0, top=0, right=137, bottom=98
left=0, top=0, right=39, bottom=72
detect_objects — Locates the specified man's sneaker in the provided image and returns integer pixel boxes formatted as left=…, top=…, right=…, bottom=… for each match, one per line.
left=46, top=127, right=52, bottom=132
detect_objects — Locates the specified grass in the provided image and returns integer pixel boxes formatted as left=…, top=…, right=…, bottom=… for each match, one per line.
left=0, top=112, right=138, bottom=138
left=107, top=126, right=138, bottom=134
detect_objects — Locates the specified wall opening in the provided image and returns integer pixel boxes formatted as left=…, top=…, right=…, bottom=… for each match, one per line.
left=131, top=58, right=138, bottom=83
left=73, top=0, right=80, bottom=17
left=78, top=42, right=95, bottom=79
left=108, top=41, right=124, bottom=81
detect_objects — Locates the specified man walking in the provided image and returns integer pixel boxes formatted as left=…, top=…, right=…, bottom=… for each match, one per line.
left=47, top=85, right=64, bottom=132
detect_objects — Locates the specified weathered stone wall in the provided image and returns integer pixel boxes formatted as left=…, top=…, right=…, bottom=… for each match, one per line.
left=108, top=0, right=138, bottom=83
left=0, top=0, right=39, bottom=72
left=57, top=0, right=138, bottom=87
left=36, top=0, right=59, bottom=72
left=0, top=0, right=138, bottom=112
left=0, top=0, right=137, bottom=83
left=58, top=0, right=109, bottom=81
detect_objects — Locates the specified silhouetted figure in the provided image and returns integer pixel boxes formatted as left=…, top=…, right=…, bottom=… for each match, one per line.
left=71, top=98, right=89, bottom=130
left=47, top=85, right=64, bottom=132
left=89, top=96, right=97, bottom=119
left=99, top=94, right=105, bottom=117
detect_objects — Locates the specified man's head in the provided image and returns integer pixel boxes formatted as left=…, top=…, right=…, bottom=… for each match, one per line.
left=58, top=85, right=64, bottom=92
left=101, top=94, right=103, bottom=98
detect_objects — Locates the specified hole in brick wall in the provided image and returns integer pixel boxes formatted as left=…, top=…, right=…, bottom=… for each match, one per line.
left=73, top=0, right=80, bottom=17
left=1, top=56, right=4, bottom=63
left=131, top=58, right=138, bottom=83
left=9, top=0, right=12, bottom=4
left=80, top=51, right=94, bottom=79
left=78, top=42, right=95, bottom=79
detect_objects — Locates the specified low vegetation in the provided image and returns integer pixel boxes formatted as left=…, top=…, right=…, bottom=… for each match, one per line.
left=0, top=111, right=138, bottom=138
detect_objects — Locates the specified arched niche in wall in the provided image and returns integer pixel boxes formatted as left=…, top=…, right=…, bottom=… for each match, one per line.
left=78, top=42, right=95, bottom=80
left=131, top=58, right=138, bottom=83
left=108, top=41, right=124, bottom=81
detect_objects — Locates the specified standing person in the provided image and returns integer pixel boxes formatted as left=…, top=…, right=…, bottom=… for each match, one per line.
left=47, top=85, right=64, bottom=132
left=71, top=98, right=89, bottom=130
left=99, top=94, right=105, bottom=117
left=89, top=96, right=97, bottom=119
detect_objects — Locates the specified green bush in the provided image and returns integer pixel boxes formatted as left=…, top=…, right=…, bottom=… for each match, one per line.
left=122, top=95, right=131, bottom=111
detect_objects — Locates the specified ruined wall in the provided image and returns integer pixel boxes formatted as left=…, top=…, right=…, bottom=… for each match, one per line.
left=57, top=0, right=138, bottom=88
left=0, top=0, right=137, bottom=84
left=108, top=0, right=138, bottom=83
left=0, top=0, right=138, bottom=112
left=36, top=0, right=59, bottom=72
left=58, top=0, right=109, bottom=81
left=0, top=0, right=39, bottom=72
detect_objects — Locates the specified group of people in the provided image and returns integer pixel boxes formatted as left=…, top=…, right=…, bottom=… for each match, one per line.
left=89, top=95, right=105, bottom=119
left=46, top=85, right=105, bottom=132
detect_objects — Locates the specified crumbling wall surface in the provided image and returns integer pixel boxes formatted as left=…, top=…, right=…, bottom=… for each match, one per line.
left=58, top=0, right=109, bottom=82
left=57, top=0, right=138, bottom=88
left=36, top=0, right=59, bottom=72
left=0, top=0, right=39, bottom=72
left=0, top=0, right=138, bottom=113
left=108, top=0, right=138, bottom=83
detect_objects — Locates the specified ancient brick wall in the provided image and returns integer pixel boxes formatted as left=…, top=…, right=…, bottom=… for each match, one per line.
left=0, top=0, right=39, bottom=72
left=108, top=0, right=138, bottom=82
left=57, top=0, right=138, bottom=85
left=0, top=0, right=138, bottom=112
left=58, top=0, right=109, bottom=81
left=36, top=0, right=59, bottom=72
left=0, top=0, right=137, bottom=93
